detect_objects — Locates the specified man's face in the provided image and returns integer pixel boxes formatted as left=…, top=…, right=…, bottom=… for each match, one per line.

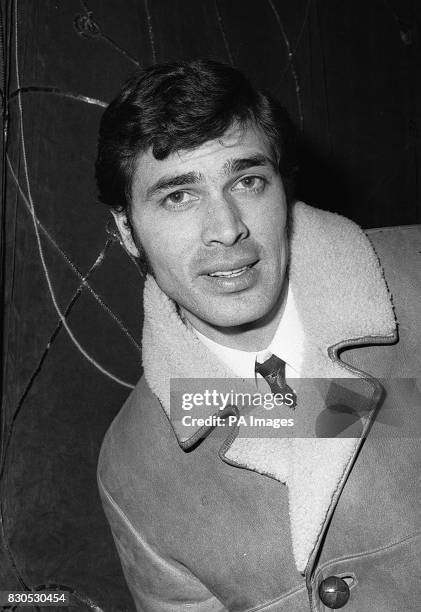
left=116, top=124, right=289, bottom=338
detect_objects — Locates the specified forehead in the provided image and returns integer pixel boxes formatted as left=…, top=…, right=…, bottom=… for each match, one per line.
left=131, top=125, right=274, bottom=196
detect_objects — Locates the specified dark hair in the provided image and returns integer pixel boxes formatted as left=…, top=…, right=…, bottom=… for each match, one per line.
left=96, top=59, right=297, bottom=212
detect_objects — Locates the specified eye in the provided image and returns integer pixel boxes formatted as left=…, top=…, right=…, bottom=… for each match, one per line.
left=232, top=175, right=266, bottom=193
left=162, top=191, right=198, bottom=209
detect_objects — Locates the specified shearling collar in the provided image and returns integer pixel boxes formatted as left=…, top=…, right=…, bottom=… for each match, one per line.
left=141, top=201, right=397, bottom=573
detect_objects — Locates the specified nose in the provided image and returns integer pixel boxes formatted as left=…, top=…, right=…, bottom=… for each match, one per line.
left=201, top=195, right=249, bottom=246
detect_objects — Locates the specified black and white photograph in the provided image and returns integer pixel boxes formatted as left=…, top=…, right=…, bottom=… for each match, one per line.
left=0, top=1, right=420, bottom=610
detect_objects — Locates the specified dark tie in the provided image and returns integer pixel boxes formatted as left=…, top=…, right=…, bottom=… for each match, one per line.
left=255, top=354, right=297, bottom=409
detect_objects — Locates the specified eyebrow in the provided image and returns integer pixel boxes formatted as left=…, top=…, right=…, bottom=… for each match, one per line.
left=223, top=154, right=276, bottom=175
left=145, top=171, right=205, bottom=199
left=144, top=154, right=275, bottom=200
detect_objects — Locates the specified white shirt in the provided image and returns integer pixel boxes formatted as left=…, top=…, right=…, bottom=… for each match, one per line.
left=193, top=285, right=304, bottom=382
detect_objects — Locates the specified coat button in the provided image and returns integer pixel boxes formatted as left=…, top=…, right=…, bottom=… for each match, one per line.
left=318, top=576, right=350, bottom=608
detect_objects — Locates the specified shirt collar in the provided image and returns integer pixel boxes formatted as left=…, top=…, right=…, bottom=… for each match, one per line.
left=266, top=287, right=304, bottom=374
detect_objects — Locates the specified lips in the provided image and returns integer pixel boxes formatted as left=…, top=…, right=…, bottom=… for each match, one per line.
left=209, top=265, right=251, bottom=278
left=199, top=257, right=260, bottom=293
left=201, top=258, right=259, bottom=277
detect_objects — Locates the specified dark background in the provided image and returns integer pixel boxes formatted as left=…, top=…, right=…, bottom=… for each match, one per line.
left=0, top=0, right=420, bottom=610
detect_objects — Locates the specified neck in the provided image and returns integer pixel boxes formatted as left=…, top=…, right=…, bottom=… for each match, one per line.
left=183, top=280, right=288, bottom=352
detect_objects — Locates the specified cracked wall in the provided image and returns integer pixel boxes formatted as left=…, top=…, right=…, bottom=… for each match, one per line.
left=0, top=0, right=420, bottom=610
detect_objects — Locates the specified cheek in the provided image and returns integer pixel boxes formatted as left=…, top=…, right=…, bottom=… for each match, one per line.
left=248, top=187, right=287, bottom=225
left=139, top=220, right=192, bottom=276
left=250, top=204, right=287, bottom=249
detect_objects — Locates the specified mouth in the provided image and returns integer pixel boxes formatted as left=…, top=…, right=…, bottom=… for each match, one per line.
left=204, top=259, right=259, bottom=278
left=208, top=263, right=255, bottom=278
left=201, top=259, right=260, bottom=293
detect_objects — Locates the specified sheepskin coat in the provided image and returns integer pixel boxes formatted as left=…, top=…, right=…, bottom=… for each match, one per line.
left=98, top=203, right=421, bottom=611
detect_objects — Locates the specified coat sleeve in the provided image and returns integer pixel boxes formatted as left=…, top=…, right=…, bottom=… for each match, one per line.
left=98, top=477, right=227, bottom=612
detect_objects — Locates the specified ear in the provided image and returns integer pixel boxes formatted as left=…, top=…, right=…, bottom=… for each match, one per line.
left=111, top=209, right=141, bottom=258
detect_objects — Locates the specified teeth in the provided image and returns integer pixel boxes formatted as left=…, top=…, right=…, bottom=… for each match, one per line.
left=210, top=266, right=249, bottom=277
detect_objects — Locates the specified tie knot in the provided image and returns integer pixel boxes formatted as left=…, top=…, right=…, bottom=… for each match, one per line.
left=255, top=353, right=286, bottom=379
left=255, top=353, right=296, bottom=409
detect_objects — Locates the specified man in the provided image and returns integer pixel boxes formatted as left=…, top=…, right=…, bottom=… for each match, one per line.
left=96, top=60, right=420, bottom=611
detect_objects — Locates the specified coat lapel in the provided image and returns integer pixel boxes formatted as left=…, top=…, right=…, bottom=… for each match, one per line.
left=141, top=202, right=397, bottom=573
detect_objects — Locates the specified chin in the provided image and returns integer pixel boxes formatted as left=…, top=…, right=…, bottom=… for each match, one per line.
left=201, top=298, right=276, bottom=329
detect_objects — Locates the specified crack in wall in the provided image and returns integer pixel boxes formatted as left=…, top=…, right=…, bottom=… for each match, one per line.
left=0, top=239, right=112, bottom=480
left=214, top=0, right=234, bottom=65
left=267, top=0, right=304, bottom=130
left=9, top=86, right=107, bottom=107
left=7, top=156, right=142, bottom=356
left=280, top=0, right=312, bottom=78
left=75, top=0, right=140, bottom=67
left=12, top=8, right=138, bottom=388
left=143, top=0, right=157, bottom=63
left=0, top=236, right=113, bottom=608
